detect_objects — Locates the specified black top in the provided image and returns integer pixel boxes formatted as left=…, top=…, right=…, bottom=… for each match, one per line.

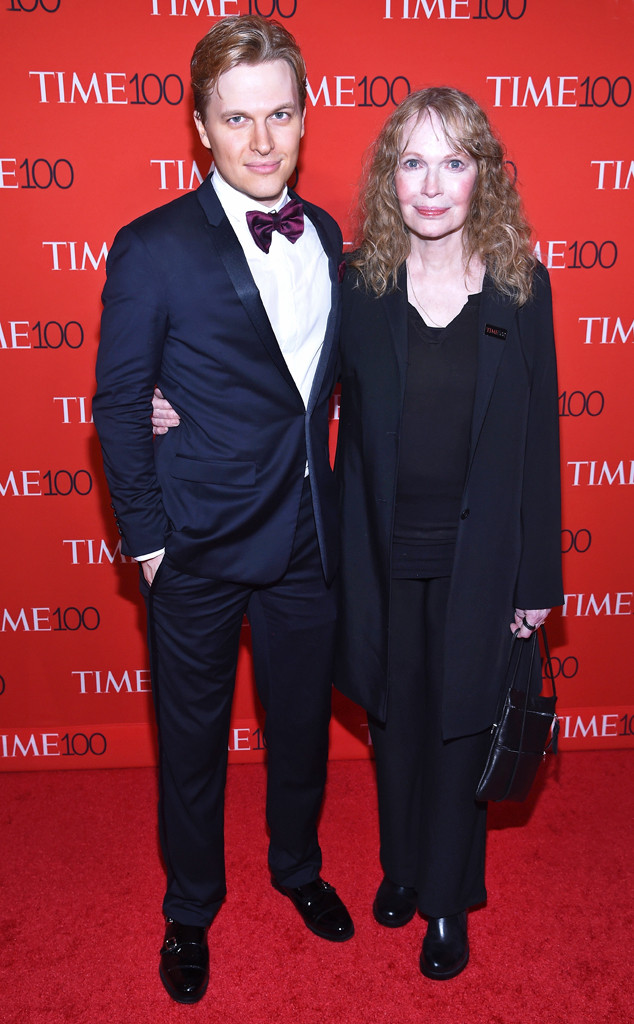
left=392, top=293, right=480, bottom=578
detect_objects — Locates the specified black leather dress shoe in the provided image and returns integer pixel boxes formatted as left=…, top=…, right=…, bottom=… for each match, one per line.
left=419, top=912, right=469, bottom=980
left=273, top=876, right=354, bottom=942
left=373, top=876, right=417, bottom=928
left=159, top=918, right=209, bottom=1004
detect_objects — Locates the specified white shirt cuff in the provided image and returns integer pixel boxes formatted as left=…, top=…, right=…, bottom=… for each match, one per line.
left=135, top=548, right=165, bottom=562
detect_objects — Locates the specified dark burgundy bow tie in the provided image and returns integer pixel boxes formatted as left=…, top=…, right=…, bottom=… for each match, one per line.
left=246, top=198, right=304, bottom=254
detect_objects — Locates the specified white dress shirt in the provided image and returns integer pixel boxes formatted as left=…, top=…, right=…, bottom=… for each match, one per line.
left=136, top=171, right=332, bottom=562
left=212, top=169, right=331, bottom=408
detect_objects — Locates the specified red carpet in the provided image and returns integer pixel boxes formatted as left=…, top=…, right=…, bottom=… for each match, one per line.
left=2, top=752, right=632, bottom=1024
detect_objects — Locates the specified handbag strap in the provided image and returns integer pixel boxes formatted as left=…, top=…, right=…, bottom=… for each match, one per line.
left=495, top=623, right=557, bottom=710
left=492, top=631, right=533, bottom=725
left=504, top=624, right=561, bottom=798
left=539, top=624, right=560, bottom=754
left=497, top=624, right=559, bottom=751
left=539, top=624, right=557, bottom=700
left=502, top=633, right=538, bottom=798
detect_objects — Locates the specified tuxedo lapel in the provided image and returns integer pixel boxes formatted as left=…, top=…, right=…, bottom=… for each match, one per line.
left=196, top=178, right=299, bottom=394
left=469, top=276, right=518, bottom=468
left=301, top=198, right=340, bottom=414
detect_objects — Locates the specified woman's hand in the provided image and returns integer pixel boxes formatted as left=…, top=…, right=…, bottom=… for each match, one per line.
left=151, top=387, right=181, bottom=435
left=511, top=608, right=551, bottom=639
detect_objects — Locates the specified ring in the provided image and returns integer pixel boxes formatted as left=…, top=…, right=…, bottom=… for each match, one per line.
left=522, top=616, right=537, bottom=631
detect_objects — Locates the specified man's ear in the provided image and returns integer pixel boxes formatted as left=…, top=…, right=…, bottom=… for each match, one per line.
left=194, top=111, right=212, bottom=151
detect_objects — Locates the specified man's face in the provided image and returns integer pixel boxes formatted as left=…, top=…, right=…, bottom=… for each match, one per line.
left=195, top=59, right=305, bottom=208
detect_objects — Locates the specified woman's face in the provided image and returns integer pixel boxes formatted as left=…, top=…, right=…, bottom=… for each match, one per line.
left=394, top=111, right=478, bottom=243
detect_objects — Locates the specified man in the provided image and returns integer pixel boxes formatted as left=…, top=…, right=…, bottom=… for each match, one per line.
left=93, top=15, right=352, bottom=1006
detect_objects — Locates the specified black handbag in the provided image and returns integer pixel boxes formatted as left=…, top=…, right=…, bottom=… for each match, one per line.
left=476, top=625, right=559, bottom=802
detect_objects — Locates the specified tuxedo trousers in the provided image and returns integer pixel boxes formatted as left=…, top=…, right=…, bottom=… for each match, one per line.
left=142, top=477, right=337, bottom=927
left=369, top=576, right=490, bottom=918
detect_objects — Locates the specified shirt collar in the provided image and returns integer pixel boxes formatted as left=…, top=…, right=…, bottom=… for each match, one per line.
left=211, top=169, right=289, bottom=223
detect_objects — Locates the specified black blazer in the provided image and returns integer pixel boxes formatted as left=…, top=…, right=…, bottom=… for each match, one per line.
left=93, top=177, right=342, bottom=585
left=334, top=263, right=564, bottom=739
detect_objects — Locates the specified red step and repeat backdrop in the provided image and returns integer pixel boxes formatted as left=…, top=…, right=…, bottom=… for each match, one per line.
left=1, top=0, right=633, bottom=770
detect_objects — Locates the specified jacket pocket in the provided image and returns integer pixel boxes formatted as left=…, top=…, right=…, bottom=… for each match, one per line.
left=170, top=454, right=256, bottom=486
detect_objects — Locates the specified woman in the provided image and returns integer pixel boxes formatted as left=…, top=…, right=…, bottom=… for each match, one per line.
left=335, top=86, right=563, bottom=979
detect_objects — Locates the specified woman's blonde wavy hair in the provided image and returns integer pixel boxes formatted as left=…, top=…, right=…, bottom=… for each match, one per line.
left=351, top=87, right=536, bottom=305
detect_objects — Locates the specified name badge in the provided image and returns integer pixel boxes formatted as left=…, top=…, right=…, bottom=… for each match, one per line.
left=485, top=324, right=508, bottom=339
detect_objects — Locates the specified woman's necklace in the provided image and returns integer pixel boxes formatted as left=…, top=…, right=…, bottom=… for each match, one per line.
left=406, top=261, right=445, bottom=328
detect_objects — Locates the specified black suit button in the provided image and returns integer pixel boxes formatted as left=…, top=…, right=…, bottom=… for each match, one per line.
left=460, top=508, right=470, bottom=520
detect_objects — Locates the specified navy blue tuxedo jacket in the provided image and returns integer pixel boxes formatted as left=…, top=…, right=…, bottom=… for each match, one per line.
left=93, top=177, right=342, bottom=585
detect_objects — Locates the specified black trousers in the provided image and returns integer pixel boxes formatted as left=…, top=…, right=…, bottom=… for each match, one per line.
left=369, top=576, right=490, bottom=918
left=143, top=478, right=337, bottom=927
